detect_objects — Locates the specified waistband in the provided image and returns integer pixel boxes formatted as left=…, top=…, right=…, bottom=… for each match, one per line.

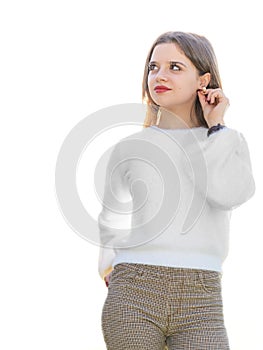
left=113, top=262, right=222, bottom=280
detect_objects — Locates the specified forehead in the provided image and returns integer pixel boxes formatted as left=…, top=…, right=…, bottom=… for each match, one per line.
left=150, top=43, right=189, bottom=63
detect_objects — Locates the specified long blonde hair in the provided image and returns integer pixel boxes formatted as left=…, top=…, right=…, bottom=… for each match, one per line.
left=142, top=31, right=222, bottom=128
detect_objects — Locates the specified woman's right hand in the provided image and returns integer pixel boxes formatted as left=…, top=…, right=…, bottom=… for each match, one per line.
left=104, top=271, right=113, bottom=287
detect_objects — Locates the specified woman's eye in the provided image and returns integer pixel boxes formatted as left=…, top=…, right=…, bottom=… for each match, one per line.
left=148, top=64, right=158, bottom=71
left=170, top=64, right=180, bottom=71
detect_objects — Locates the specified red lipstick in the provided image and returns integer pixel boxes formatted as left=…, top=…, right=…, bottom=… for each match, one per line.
left=154, top=85, right=172, bottom=93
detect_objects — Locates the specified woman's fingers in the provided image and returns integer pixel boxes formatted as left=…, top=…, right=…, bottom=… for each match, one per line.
left=197, top=88, right=229, bottom=126
left=198, top=88, right=229, bottom=109
left=104, top=271, right=113, bottom=287
left=204, top=88, right=227, bottom=105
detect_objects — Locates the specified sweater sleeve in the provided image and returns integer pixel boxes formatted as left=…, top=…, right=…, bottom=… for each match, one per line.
left=187, top=127, right=256, bottom=211
left=97, top=141, right=132, bottom=279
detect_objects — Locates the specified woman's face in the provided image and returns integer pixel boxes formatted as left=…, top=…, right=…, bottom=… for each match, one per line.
left=147, top=43, right=201, bottom=114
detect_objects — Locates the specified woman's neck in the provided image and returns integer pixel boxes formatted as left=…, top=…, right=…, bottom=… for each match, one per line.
left=156, top=107, right=200, bottom=129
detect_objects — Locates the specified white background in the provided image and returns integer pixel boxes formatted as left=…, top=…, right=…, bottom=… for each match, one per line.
left=1, top=0, right=262, bottom=349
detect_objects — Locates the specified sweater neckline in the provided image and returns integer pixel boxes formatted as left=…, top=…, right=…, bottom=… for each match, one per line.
left=150, top=125, right=206, bottom=132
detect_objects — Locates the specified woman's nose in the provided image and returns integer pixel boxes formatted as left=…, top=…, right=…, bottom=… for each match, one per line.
left=156, top=69, right=168, bottom=82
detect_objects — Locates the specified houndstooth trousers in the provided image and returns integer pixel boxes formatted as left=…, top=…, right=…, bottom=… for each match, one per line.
left=101, top=263, right=230, bottom=349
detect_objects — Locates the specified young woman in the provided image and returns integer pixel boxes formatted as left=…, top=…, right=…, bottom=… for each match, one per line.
left=98, top=31, right=256, bottom=349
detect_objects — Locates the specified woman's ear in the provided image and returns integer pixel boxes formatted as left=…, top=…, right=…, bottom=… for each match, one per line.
left=199, top=72, right=211, bottom=88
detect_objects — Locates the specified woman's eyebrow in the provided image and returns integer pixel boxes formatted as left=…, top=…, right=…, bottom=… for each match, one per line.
left=149, top=60, right=187, bottom=67
left=169, top=60, right=187, bottom=67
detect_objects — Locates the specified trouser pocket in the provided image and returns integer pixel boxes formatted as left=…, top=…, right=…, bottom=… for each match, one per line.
left=196, top=270, right=222, bottom=294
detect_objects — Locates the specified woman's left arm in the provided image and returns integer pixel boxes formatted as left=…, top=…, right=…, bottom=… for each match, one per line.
left=194, top=88, right=256, bottom=210
left=199, top=128, right=256, bottom=210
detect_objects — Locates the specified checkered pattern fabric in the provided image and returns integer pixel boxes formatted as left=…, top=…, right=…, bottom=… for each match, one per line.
left=101, top=263, right=230, bottom=349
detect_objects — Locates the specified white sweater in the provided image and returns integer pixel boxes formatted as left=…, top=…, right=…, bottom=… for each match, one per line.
left=98, top=125, right=256, bottom=279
